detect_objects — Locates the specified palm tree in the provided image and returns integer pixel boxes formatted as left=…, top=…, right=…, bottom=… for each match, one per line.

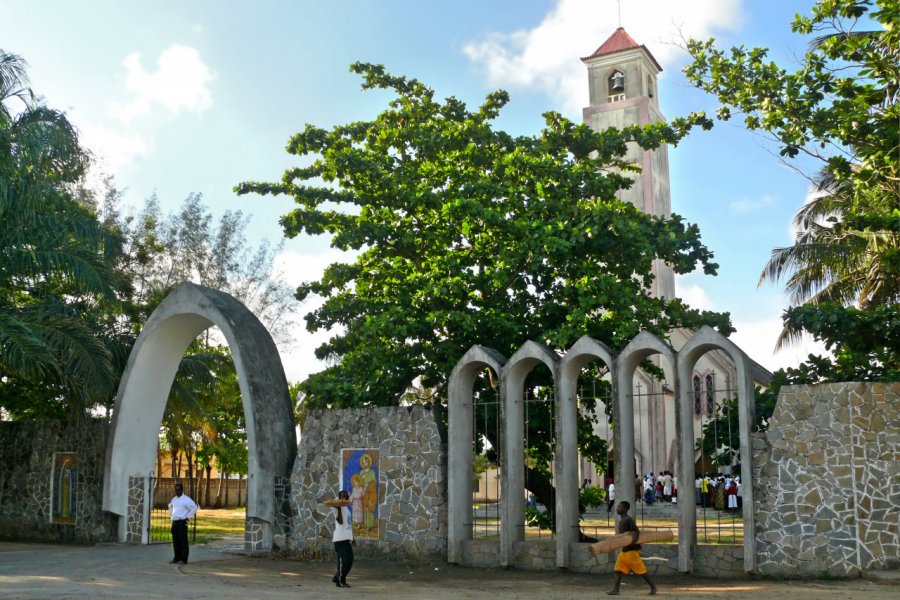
left=0, top=49, right=123, bottom=416
left=760, top=168, right=899, bottom=348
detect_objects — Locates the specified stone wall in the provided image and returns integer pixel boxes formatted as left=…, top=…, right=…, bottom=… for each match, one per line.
left=287, top=405, right=447, bottom=559
left=753, top=382, right=899, bottom=576
left=0, top=419, right=115, bottom=543
left=461, top=539, right=743, bottom=578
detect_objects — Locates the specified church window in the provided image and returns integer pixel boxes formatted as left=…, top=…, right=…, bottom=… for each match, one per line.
left=693, top=375, right=702, bottom=415
left=705, top=372, right=715, bottom=416
left=608, top=70, right=625, bottom=102
left=647, top=75, right=654, bottom=98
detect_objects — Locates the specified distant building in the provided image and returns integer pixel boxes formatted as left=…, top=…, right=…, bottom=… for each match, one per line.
left=579, top=28, right=736, bottom=482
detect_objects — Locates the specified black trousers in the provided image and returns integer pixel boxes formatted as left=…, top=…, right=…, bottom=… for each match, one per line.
left=171, top=519, right=189, bottom=562
left=334, top=540, right=353, bottom=581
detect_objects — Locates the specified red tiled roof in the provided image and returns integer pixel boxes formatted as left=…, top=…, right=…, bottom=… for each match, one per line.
left=590, top=27, right=639, bottom=57
left=582, top=27, right=663, bottom=71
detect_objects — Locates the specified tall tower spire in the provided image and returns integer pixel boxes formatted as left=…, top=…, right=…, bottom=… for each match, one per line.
left=581, top=28, right=674, bottom=300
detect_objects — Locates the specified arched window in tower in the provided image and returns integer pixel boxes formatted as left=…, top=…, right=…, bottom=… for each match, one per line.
left=693, top=374, right=702, bottom=416
left=705, top=372, right=715, bottom=417
left=608, top=70, right=625, bottom=102
left=646, top=75, right=654, bottom=98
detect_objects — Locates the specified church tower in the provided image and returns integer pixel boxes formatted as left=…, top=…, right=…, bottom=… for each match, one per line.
left=581, top=28, right=675, bottom=300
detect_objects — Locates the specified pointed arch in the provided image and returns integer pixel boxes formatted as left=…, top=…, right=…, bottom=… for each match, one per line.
left=102, top=283, right=296, bottom=550
left=499, top=341, right=558, bottom=567
left=614, top=331, right=676, bottom=517
left=447, top=345, right=507, bottom=564
left=555, top=336, right=615, bottom=567
left=676, top=326, right=772, bottom=573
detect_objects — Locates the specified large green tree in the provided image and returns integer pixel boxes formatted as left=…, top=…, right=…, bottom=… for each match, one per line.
left=239, top=63, right=730, bottom=514
left=0, top=50, right=125, bottom=417
left=684, top=0, right=898, bottom=316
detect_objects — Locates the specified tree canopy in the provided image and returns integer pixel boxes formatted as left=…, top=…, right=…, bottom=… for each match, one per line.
left=0, top=50, right=126, bottom=416
left=238, top=62, right=730, bottom=410
left=684, top=0, right=898, bottom=312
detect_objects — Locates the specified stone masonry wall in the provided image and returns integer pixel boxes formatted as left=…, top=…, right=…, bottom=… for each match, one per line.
left=287, top=405, right=447, bottom=559
left=0, top=419, right=116, bottom=543
left=753, top=382, right=899, bottom=576
left=461, top=539, right=743, bottom=578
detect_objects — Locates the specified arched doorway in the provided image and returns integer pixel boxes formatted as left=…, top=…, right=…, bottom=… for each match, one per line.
left=102, top=283, right=296, bottom=551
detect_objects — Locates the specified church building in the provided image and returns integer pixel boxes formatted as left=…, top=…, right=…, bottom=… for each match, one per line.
left=579, top=28, right=737, bottom=483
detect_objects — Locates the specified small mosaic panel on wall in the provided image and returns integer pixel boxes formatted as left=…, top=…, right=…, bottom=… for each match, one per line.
left=50, top=452, right=78, bottom=525
left=341, top=448, right=379, bottom=539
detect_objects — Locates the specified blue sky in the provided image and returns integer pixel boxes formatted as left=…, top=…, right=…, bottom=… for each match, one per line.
left=2, top=0, right=829, bottom=381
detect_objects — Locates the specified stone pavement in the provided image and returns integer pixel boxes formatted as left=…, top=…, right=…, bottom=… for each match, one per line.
left=0, top=541, right=896, bottom=599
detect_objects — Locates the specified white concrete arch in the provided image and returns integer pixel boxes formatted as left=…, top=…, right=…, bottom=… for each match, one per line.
left=555, top=336, right=616, bottom=567
left=499, top=341, right=559, bottom=567
left=102, top=283, right=296, bottom=550
left=676, top=326, right=772, bottom=573
left=447, top=345, right=507, bottom=564
left=614, top=331, right=676, bottom=519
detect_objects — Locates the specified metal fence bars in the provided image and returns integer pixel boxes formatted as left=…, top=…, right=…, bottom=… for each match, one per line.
left=147, top=476, right=197, bottom=545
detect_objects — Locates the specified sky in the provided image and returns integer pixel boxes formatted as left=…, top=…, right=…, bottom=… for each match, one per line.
left=2, top=0, right=831, bottom=382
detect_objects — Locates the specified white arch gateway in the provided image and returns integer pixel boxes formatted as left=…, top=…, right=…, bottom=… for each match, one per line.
left=102, top=283, right=296, bottom=551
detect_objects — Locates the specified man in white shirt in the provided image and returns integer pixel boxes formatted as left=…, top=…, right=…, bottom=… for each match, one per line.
left=332, top=489, right=355, bottom=587
left=168, top=483, right=198, bottom=564
left=607, top=482, right=616, bottom=513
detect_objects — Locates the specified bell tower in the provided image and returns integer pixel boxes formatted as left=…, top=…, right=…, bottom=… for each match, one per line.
left=581, top=28, right=675, bottom=300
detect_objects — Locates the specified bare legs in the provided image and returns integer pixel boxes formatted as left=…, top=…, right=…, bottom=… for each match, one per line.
left=607, top=572, right=656, bottom=596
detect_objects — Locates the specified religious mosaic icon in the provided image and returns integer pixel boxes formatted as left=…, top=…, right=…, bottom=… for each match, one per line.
left=341, top=448, right=379, bottom=539
left=50, top=452, right=78, bottom=525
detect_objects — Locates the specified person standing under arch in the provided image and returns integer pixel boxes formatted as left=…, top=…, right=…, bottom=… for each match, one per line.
left=168, top=483, right=197, bottom=564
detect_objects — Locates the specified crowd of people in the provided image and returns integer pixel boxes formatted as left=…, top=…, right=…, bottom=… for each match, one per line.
left=590, top=470, right=743, bottom=513
left=696, top=473, right=742, bottom=511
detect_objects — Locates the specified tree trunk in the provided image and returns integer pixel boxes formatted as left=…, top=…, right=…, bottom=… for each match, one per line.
left=224, top=472, right=230, bottom=507
left=186, top=448, right=194, bottom=498
left=215, top=471, right=224, bottom=508
left=205, top=464, right=213, bottom=507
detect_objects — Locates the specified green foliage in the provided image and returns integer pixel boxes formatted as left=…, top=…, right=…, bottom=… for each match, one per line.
left=238, top=61, right=729, bottom=514
left=697, top=388, right=777, bottom=472
left=777, top=303, right=899, bottom=383
left=578, top=483, right=606, bottom=515
left=0, top=50, right=127, bottom=417
left=238, top=62, right=728, bottom=406
left=684, top=1, right=899, bottom=312
left=524, top=505, right=552, bottom=531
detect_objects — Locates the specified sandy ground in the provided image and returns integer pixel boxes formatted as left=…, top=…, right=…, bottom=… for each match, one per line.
left=0, top=540, right=896, bottom=599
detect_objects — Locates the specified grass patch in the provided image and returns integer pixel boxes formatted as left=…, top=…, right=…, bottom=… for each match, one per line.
left=194, top=508, right=246, bottom=544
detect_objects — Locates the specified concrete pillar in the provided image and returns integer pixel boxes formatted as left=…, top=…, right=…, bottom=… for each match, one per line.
left=447, top=346, right=506, bottom=564
left=614, top=332, right=676, bottom=525
left=500, top=342, right=557, bottom=567
left=675, top=326, right=771, bottom=574
left=556, top=337, right=615, bottom=568
left=736, top=361, right=757, bottom=573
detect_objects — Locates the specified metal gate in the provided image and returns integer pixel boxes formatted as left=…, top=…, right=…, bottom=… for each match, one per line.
left=147, top=476, right=196, bottom=545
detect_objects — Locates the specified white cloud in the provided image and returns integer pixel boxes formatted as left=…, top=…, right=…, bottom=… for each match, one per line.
left=464, top=0, right=744, bottom=113
left=79, top=123, right=150, bottom=175
left=731, top=315, right=827, bottom=373
left=675, top=278, right=713, bottom=311
left=80, top=45, right=214, bottom=177
left=272, top=247, right=357, bottom=383
left=729, top=194, right=776, bottom=214
left=108, top=44, right=215, bottom=123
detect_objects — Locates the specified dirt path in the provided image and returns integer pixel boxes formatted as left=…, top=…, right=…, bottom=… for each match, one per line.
left=0, top=541, right=895, bottom=599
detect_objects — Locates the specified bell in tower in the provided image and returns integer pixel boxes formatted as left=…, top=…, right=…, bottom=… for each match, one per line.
left=610, top=70, right=625, bottom=93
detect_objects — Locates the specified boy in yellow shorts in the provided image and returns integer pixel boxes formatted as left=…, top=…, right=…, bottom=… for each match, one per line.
left=608, top=501, right=656, bottom=596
